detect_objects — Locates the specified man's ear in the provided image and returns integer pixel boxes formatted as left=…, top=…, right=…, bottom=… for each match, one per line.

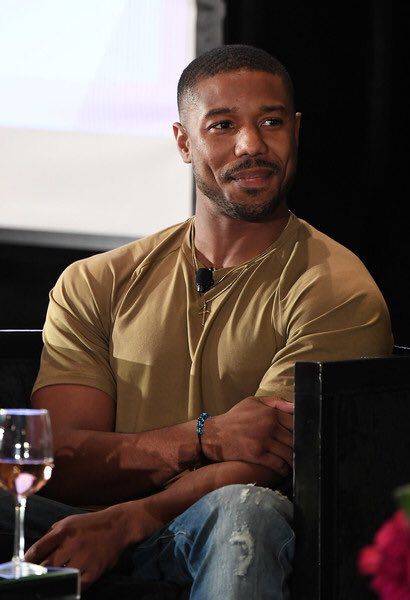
left=294, top=112, right=302, bottom=148
left=173, top=122, right=191, bottom=164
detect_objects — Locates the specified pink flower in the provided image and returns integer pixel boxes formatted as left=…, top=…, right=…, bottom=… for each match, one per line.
left=358, top=510, right=410, bottom=599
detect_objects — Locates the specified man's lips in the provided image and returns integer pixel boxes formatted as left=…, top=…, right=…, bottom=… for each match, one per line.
left=230, top=168, right=274, bottom=188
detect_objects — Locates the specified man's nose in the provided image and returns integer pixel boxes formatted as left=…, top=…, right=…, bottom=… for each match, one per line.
left=234, top=126, right=268, bottom=157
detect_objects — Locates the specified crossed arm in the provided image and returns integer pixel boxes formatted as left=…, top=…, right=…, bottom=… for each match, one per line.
left=31, top=384, right=293, bottom=505
left=27, top=383, right=293, bottom=588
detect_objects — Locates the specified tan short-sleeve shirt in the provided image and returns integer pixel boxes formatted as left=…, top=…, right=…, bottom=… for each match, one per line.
left=33, top=214, right=393, bottom=432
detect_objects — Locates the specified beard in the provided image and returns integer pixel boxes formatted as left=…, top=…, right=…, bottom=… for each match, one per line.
left=192, top=158, right=292, bottom=223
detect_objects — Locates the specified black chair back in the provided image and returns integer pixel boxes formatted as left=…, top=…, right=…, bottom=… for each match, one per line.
left=0, top=329, right=43, bottom=408
left=293, top=350, right=410, bottom=599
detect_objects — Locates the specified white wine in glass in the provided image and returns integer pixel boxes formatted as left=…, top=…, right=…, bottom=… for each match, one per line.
left=0, top=408, right=54, bottom=578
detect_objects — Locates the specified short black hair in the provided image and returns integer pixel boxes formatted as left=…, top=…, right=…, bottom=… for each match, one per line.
left=177, top=44, right=295, bottom=116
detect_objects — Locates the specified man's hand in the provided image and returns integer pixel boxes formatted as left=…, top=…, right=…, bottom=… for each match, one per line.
left=202, top=396, right=294, bottom=476
left=23, top=446, right=291, bottom=591
left=25, top=505, right=132, bottom=590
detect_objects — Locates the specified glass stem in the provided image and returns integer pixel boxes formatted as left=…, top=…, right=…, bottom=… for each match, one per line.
left=13, top=494, right=26, bottom=563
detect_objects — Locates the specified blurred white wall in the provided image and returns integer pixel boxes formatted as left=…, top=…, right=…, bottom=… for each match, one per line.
left=0, top=0, right=196, bottom=239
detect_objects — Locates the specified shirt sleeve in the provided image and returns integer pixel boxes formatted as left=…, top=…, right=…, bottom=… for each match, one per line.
left=255, top=262, right=394, bottom=402
left=32, top=257, right=116, bottom=399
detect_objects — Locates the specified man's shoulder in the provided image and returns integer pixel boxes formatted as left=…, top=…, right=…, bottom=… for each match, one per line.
left=60, top=219, right=191, bottom=287
left=283, top=216, right=383, bottom=302
left=294, top=217, right=370, bottom=274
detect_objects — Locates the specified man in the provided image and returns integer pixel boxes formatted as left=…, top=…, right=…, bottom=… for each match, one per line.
left=2, top=45, right=392, bottom=598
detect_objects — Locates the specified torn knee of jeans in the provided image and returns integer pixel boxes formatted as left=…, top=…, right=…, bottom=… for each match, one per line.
left=228, top=526, right=254, bottom=577
left=239, top=488, right=251, bottom=503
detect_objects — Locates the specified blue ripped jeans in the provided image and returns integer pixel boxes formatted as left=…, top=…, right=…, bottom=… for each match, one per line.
left=129, top=484, right=294, bottom=599
left=0, top=484, right=294, bottom=599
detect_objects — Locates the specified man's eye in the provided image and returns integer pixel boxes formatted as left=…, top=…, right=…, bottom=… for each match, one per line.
left=263, top=118, right=283, bottom=127
left=210, top=121, right=232, bottom=130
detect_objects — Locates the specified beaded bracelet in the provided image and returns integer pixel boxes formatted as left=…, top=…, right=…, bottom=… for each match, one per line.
left=196, top=411, right=210, bottom=465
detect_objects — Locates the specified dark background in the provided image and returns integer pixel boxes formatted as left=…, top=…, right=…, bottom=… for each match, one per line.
left=225, top=0, right=409, bottom=344
left=1, top=0, right=409, bottom=343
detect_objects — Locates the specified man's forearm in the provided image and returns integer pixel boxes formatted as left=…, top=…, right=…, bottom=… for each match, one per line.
left=41, top=393, right=293, bottom=506
left=25, top=460, right=288, bottom=588
left=46, top=421, right=200, bottom=505
left=120, top=461, right=283, bottom=547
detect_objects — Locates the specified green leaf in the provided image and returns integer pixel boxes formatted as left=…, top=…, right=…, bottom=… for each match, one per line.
left=395, top=484, right=410, bottom=519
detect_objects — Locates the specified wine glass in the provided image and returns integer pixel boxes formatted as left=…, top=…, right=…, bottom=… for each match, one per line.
left=0, top=408, right=54, bottom=578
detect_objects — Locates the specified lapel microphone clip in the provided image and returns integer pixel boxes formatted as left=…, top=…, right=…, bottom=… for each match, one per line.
left=195, top=268, right=214, bottom=293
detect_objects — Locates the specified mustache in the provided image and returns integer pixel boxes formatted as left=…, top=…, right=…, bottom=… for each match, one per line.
left=221, top=158, right=281, bottom=181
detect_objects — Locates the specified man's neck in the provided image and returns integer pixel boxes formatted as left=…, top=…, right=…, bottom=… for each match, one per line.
left=193, top=198, right=290, bottom=269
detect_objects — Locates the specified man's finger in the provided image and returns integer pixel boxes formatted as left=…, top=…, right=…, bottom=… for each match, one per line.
left=259, top=452, right=292, bottom=477
left=276, top=411, right=294, bottom=432
left=258, top=397, right=294, bottom=413
left=81, top=568, right=99, bottom=591
left=41, top=546, right=72, bottom=568
left=266, top=440, right=293, bottom=468
left=25, top=529, right=61, bottom=564
left=273, top=425, right=294, bottom=448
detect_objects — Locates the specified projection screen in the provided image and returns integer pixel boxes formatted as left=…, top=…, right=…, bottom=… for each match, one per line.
left=0, top=0, right=196, bottom=245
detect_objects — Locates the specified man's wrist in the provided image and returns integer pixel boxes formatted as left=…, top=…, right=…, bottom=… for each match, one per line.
left=194, top=412, right=210, bottom=468
left=113, top=497, right=170, bottom=547
left=199, top=414, right=221, bottom=462
left=104, top=503, right=141, bottom=549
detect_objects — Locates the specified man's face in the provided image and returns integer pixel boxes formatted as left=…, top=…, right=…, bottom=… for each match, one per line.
left=174, top=69, right=301, bottom=222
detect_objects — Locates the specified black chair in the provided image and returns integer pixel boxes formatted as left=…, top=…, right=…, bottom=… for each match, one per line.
left=292, top=347, right=410, bottom=599
left=0, top=329, right=43, bottom=408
